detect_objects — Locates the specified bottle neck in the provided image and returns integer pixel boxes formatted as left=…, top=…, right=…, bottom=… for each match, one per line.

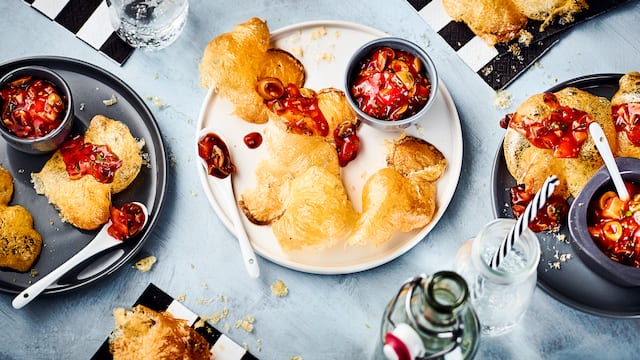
left=418, top=271, right=469, bottom=327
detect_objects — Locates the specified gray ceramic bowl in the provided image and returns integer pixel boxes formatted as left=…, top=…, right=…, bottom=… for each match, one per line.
left=344, top=37, right=438, bottom=131
left=0, top=66, right=73, bottom=154
left=568, top=157, right=640, bottom=287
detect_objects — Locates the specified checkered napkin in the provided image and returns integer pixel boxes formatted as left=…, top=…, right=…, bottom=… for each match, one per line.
left=23, top=0, right=134, bottom=65
left=91, top=283, right=259, bottom=360
left=407, top=0, right=633, bottom=89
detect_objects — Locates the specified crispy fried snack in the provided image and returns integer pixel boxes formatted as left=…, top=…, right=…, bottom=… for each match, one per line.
left=110, top=305, right=211, bottom=360
left=503, top=87, right=615, bottom=199
left=199, top=17, right=305, bottom=124
left=0, top=166, right=42, bottom=272
left=347, top=135, right=446, bottom=247
left=511, top=0, right=588, bottom=31
left=32, top=115, right=143, bottom=230
left=612, top=71, right=640, bottom=159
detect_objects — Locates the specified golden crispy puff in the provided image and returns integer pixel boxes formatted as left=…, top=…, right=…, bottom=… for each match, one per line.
left=503, top=87, right=615, bottom=199
left=611, top=71, right=640, bottom=158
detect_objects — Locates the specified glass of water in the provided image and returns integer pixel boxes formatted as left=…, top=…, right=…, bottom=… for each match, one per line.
left=107, top=0, right=189, bottom=50
left=455, top=218, right=540, bottom=336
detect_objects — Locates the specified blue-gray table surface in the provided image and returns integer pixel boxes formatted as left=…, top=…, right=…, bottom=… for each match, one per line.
left=1, top=1, right=639, bottom=359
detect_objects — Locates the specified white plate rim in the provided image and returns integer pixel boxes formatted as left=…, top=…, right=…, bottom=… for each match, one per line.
left=195, top=20, right=463, bottom=274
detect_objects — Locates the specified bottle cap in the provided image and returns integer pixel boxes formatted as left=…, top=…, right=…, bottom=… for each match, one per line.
left=383, top=323, right=426, bottom=360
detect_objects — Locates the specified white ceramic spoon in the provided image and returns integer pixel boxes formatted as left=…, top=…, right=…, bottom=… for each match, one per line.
left=589, top=122, right=630, bottom=201
left=197, top=128, right=260, bottom=279
left=12, top=202, right=149, bottom=309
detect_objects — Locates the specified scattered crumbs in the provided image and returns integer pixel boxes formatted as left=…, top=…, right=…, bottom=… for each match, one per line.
left=49, top=219, right=54, bottom=226
left=133, top=255, right=157, bottom=272
left=317, top=52, right=335, bottom=62
left=481, top=65, right=494, bottom=77
left=309, top=26, right=327, bottom=40
left=190, top=263, right=195, bottom=269
left=208, top=307, right=229, bottom=324
left=194, top=318, right=206, bottom=329
left=176, top=294, right=186, bottom=302
left=153, top=72, right=159, bottom=80
left=518, top=30, right=533, bottom=47
left=508, top=43, right=522, bottom=58
left=152, top=97, right=167, bottom=109
left=365, top=323, right=371, bottom=329
left=30, top=268, right=39, bottom=277
left=223, top=323, right=231, bottom=332
left=493, top=90, right=513, bottom=109
left=414, top=123, right=425, bottom=136
left=191, top=190, right=198, bottom=197
left=289, top=46, right=304, bottom=58
left=234, top=315, right=255, bottom=333
left=197, top=298, right=214, bottom=305
left=534, top=61, right=543, bottom=69
left=549, top=75, right=558, bottom=83
left=256, top=338, right=262, bottom=352
left=201, top=281, right=208, bottom=289
left=242, top=343, right=249, bottom=351
left=141, top=151, right=151, bottom=169
left=290, top=356, right=303, bottom=360
left=79, top=103, right=85, bottom=111
left=102, top=94, right=118, bottom=106
left=270, top=279, right=289, bottom=297
left=288, top=31, right=302, bottom=43
left=334, top=30, right=341, bottom=38
left=17, top=168, right=25, bottom=174
left=146, top=95, right=153, bottom=100
left=169, top=154, right=177, bottom=166
left=220, top=295, right=228, bottom=303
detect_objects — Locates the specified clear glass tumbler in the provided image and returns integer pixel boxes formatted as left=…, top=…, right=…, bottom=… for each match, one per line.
left=106, top=0, right=189, bottom=50
left=455, top=218, right=540, bottom=336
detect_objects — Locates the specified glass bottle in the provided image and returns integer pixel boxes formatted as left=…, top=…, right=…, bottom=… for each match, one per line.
left=380, top=271, right=480, bottom=360
left=455, top=218, right=540, bottom=337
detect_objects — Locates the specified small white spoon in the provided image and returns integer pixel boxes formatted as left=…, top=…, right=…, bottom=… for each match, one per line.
left=197, top=128, right=260, bottom=279
left=589, top=122, right=630, bottom=201
left=12, top=202, right=149, bottom=309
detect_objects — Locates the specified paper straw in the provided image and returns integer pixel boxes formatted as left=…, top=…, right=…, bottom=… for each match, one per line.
left=489, top=175, right=560, bottom=269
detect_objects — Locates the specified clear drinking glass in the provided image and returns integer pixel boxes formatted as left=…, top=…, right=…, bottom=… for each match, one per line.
left=106, top=0, right=189, bottom=50
left=455, top=218, right=540, bottom=336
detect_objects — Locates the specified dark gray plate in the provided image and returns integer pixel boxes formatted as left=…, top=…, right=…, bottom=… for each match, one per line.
left=0, top=56, right=167, bottom=294
left=491, top=73, right=640, bottom=318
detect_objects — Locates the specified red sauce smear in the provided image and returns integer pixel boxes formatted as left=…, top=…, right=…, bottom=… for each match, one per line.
left=60, top=135, right=122, bottom=183
left=588, top=182, right=640, bottom=267
left=265, top=84, right=329, bottom=137
left=350, top=47, right=431, bottom=121
left=334, top=121, right=360, bottom=167
left=509, top=184, right=568, bottom=232
left=505, top=93, right=592, bottom=158
left=612, top=103, right=640, bottom=146
left=243, top=132, right=262, bottom=149
left=108, top=202, right=146, bottom=241
left=0, top=75, right=66, bottom=139
left=198, top=132, right=236, bottom=179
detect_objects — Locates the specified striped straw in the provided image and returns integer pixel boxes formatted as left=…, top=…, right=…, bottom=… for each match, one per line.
left=489, top=175, right=560, bottom=269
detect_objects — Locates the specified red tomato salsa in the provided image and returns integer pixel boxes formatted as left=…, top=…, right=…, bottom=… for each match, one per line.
left=108, top=202, right=146, bottom=241
left=612, top=103, right=640, bottom=146
left=60, top=135, right=122, bottom=183
left=0, top=75, right=66, bottom=139
left=334, top=121, right=360, bottom=167
left=350, top=47, right=432, bottom=121
left=502, top=93, right=593, bottom=158
left=265, top=83, right=329, bottom=137
left=509, top=183, right=568, bottom=232
left=198, top=132, right=236, bottom=179
left=588, top=183, right=640, bottom=267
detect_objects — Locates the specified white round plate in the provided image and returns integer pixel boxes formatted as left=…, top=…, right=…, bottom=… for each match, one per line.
left=196, top=20, right=463, bottom=274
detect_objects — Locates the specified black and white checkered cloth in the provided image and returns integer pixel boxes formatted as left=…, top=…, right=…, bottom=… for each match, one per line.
left=91, top=283, right=259, bottom=360
left=23, top=0, right=134, bottom=65
left=406, top=0, right=633, bottom=90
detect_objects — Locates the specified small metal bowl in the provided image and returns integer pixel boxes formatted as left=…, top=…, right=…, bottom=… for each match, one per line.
left=0, top=66, right=73, bottom=154
left=568, top=157, right=640, bottom=287
left=344, top=37, right=438, bottom=131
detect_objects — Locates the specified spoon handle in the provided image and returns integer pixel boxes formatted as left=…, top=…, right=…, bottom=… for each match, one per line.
left=589, top=122, right=630, bottom=201
left=12, top=227, right=118, bottom=309
left=224, top=179, right=260, bottom=278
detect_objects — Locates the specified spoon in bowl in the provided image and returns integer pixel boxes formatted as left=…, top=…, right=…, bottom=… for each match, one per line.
left=12, top=202, right=149, bottom=309
left=589, top=122, right=630, bottom=202
left=197, top=128, right=260, bottom=279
